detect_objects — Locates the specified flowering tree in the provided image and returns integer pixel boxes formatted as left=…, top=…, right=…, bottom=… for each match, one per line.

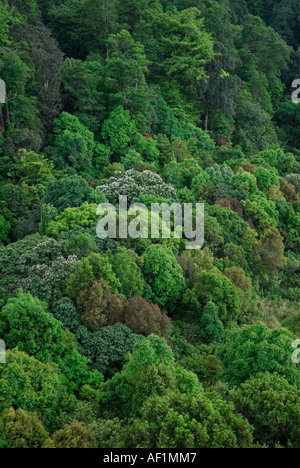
left=21, top=255, right=79, bottom=304
left=98, top=170, right=177, bottom=204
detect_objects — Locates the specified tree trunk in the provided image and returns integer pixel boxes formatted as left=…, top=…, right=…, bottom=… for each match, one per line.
left=5, top=94, right=10, bottom=126
left=0, top=104, right=4, bottom=132
left=204, top=92, right=209, bottom=132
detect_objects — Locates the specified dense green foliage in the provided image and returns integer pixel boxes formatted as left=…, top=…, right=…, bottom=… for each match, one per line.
left=0, top=0, right=299, bottom=449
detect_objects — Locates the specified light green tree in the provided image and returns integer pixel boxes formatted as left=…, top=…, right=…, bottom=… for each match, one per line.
left=143, top=245, right=185, bottom=312
left=218, top=322, right=300, bottom=387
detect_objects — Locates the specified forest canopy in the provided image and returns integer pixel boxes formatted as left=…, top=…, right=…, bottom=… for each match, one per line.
left=0, top=0, right=299, bottom=449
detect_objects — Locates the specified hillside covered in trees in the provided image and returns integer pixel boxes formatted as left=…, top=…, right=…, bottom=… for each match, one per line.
left=0, top=0, right=299, bottom=449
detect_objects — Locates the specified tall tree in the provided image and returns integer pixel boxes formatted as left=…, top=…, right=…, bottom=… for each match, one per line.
left=237, top=14, right=291, bottom=106
left=11, top=22, right=64, bottom=131
left=79, top=0, right=119, bottom=58
left=0, top=49, right=39, bottom=132
left=61, top=58, right=104, bottom=132
left=199, top=42, right=241, bottom=132
left=104, top=30, right=151, bottom=130
left=149, top=7, right=215, bottom=86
